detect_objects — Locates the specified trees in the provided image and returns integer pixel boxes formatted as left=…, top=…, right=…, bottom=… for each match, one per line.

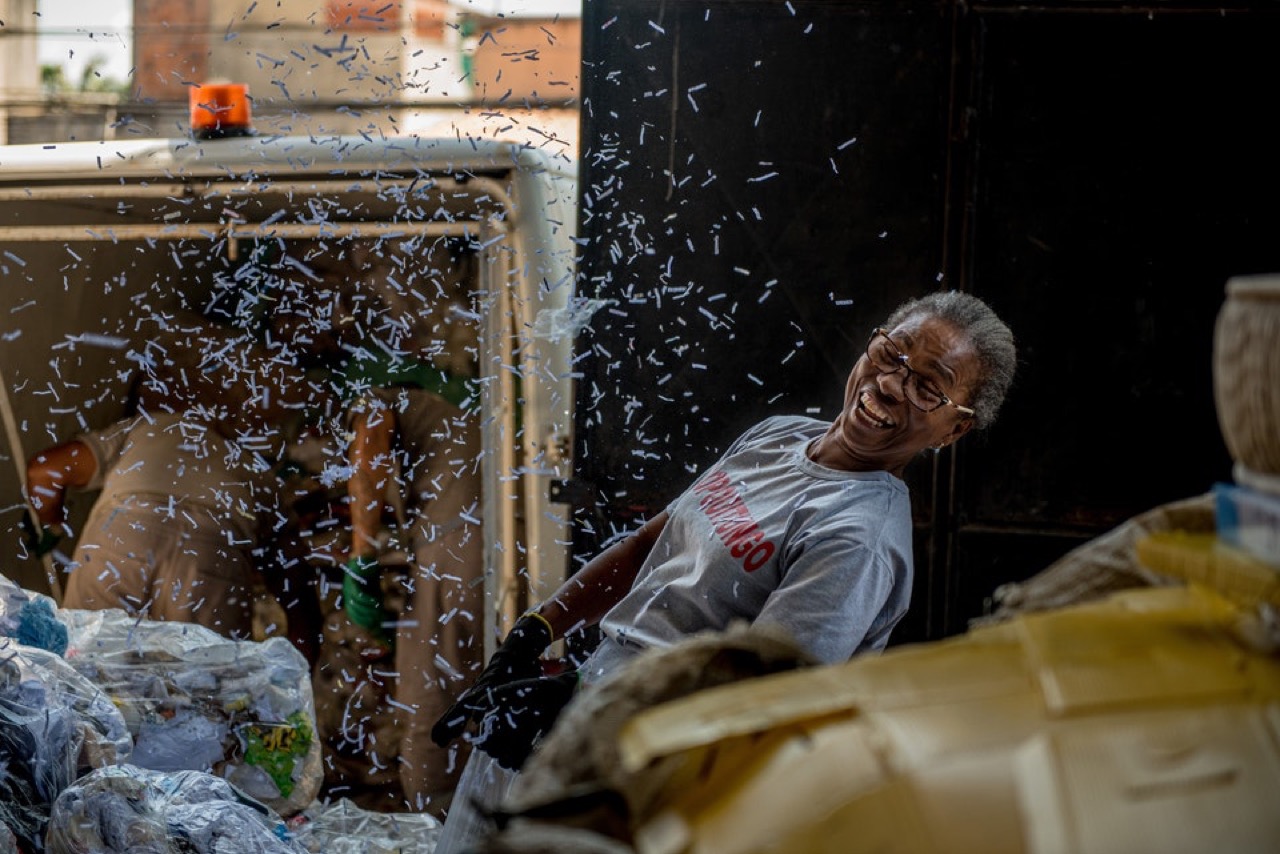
left=39, top=56, right=128, bottom=98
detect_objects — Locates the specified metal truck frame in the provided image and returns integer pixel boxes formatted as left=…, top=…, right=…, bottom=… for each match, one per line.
left=0, top=132, right=578, bottom=656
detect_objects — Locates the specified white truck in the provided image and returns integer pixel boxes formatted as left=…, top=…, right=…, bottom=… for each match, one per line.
left=0, top=128, right=579, bottom=651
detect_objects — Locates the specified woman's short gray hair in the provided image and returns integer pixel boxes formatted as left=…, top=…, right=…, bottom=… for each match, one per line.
left=884, top=291, right=1016, bottom=430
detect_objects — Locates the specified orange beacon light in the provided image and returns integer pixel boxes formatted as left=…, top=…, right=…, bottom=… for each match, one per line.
left=189, top=83, right=253, bottom=139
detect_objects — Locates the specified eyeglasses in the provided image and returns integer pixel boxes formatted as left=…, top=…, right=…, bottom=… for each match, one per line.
left=866, top=328, right=975, bottom=417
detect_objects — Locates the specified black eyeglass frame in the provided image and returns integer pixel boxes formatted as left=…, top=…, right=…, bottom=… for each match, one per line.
left=866, top=328, right=976, bottom=417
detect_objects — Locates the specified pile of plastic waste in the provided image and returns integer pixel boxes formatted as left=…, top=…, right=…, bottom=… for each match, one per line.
left=0, top=640, right=133, bottom=851
left=46, top=766, right=307, bottom=854
left=0, top=575, right=345, bottom=853
left=0, top=581, right=132, bottom=852
left=59, top=609, right=322, bottom=817
left=288, top=798, right=441, bottom=854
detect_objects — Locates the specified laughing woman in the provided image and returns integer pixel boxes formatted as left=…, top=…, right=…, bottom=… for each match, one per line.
left=431, top=290, right=1016, bottom=849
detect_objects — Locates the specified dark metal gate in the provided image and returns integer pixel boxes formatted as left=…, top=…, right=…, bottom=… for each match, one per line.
left=571, top=0, right=1278, bottom=642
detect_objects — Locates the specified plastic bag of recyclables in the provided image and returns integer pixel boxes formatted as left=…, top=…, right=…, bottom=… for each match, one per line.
left=0, top=578, right=68, bottom=656
left=287, top=797, right=441, bottom=854
left=46, top=774, right=444, bottom=854
left=0, top=634, right=132, bottom=852
left=46, top=764, right=308, bottom=854
left=58, top=607, right=323, bottom=818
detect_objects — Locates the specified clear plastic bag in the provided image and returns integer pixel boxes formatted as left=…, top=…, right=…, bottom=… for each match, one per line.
left=61, top=609, right=322, bottom=816
left=46, top=764, right=309, bottom=854
left=0, top=575, right=68, bottom=655
left=0, top=637, right=129, bottom=852
left=12, top=645, right=132, bottom=769
left=432, top=751, right=516, bottom=854
left=289, top=798, right=441, bottom=854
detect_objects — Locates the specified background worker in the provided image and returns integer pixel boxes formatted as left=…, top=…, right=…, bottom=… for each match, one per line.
left=263, top=235, right=486, bottom=818
left=339, top=361, right=484, bottom=819
left=430, top=290, right=1017, bottom=848
left=23, top=325, right=327, bottom=658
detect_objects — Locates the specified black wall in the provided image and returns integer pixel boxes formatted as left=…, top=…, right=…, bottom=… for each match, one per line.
left=571, top=0, right=1277, bottom=642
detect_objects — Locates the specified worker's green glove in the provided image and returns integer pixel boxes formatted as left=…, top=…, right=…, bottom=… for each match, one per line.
left=342, top=556, right=394, bottom=652
left=20, top=516, right=62, bottom=558
left=430, top=612, right=554, bottom=747
left=472, top=671, right=579, bottom=771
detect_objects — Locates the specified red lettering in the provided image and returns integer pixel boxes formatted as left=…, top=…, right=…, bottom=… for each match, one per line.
left=694, top=467, right=777, bottom=574
left=723, top=519, right=758, bottom=547
left=710, top=501, right=750, bottom=527
left=730, top=527, right=763, bottom=557
left=694, top=470, right=730, bottom=495
left=700, top=489, right=735, bottom=513
left=743, top=542, right=775, bottom=572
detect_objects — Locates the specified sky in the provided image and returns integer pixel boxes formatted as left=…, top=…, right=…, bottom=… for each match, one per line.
left=35, top=0, right=581, bottom=86
left=36, top=0, right=133, bottom=83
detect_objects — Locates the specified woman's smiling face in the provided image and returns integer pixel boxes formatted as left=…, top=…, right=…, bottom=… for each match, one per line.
left=826, top=313, right=982, bottom=476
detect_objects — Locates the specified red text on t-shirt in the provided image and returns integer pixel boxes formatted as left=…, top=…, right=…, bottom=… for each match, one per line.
left=692, top=469, right=776, bottom=572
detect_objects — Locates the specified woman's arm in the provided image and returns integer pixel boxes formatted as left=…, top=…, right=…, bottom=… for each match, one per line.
left=430, top=509, right=670, bottom=749
left=532, top=510, right=670, bottom=638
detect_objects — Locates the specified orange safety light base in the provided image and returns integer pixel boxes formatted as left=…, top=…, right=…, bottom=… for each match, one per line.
left=189, top=83, right=254, bottom=139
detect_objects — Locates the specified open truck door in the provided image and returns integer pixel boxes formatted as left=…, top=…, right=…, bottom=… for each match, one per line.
left=0, top=132, right=577, bottom=656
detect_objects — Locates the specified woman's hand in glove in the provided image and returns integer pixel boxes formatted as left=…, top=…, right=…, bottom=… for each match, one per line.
left=430, top=612, right=554, bottom=747
left=471, top=671, right=579, bottom=771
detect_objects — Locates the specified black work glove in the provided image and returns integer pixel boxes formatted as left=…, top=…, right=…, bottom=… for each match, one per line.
left=471, top=671, right=579, bottom=771
left=431, top=612, right=554, bottom=747
left=20, top=515, right=62, bottom=558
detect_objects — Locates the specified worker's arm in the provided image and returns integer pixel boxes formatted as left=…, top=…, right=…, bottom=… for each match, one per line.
left=431, top=509, right=669, bottom=749
left=25, top=440, right=97, bottom=527
left=532, top=510, right=670, bottom=639
left=347, top=405, right=396, bottom=560
left=342, top=404, right=397, bottom=652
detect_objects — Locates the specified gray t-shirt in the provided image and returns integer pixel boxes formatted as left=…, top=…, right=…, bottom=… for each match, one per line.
left=593, top=415, right=914, bottom=671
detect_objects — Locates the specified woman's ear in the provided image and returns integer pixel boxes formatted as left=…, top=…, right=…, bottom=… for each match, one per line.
left=937, top=417, right=975, bottom=449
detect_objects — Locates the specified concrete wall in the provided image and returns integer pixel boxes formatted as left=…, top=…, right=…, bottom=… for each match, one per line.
left=0, top=0, right=40, bottom=145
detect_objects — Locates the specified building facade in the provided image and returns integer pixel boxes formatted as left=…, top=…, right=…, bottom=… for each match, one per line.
left=4, top=0, right=579, bottom=147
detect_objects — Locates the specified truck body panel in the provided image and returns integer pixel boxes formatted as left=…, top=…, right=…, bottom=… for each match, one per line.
left=0, top=133, right=578, bottom=651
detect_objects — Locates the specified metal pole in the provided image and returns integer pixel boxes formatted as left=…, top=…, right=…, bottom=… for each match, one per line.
left=0, top=220, right=506, bottom=243
left=0, top=366, right=63, bottom=604
left=0, top=175, right=496, bottom=203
